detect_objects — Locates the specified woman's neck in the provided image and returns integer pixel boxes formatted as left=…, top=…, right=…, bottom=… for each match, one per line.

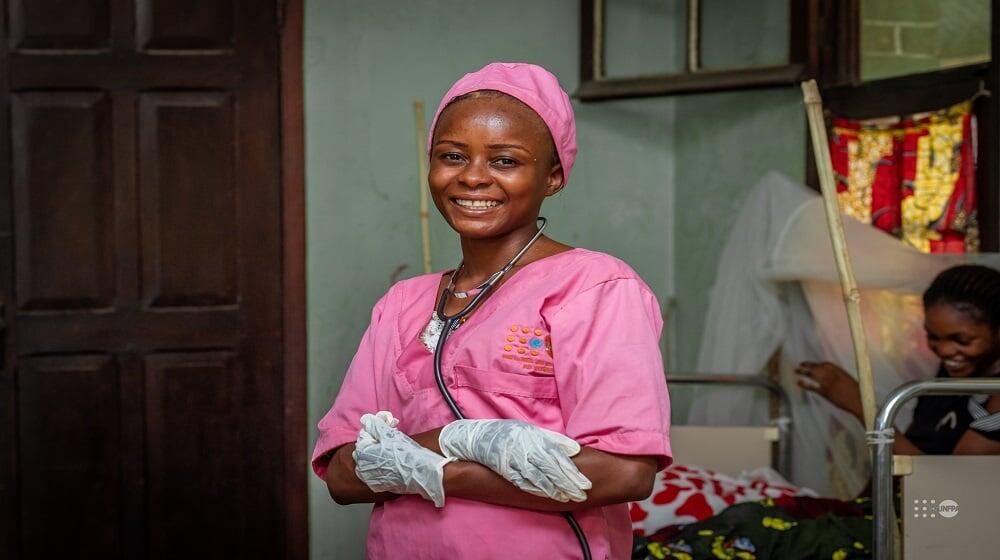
left=456, top=223, right=542, bottom=286
left=973, top=342, right=1000, bottom=377
left=986, top=356, right=1000, bottom=377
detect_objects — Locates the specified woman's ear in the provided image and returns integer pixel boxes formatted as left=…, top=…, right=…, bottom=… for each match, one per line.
left=544, top=164, right=565, bottom=197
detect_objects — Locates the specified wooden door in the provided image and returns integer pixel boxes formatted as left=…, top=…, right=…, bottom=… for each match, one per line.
left=0, top=1, right=297, bottom=557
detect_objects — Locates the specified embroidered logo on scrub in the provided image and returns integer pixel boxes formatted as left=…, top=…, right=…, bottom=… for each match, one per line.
left=503, top=324, right=554, bottom=374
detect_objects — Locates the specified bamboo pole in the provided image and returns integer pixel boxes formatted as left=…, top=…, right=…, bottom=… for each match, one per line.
left=800, top=80, right=878, bottom=431
left=413, top=100, right=433, bottom=274
left=686, top=0, right=701, bottom=72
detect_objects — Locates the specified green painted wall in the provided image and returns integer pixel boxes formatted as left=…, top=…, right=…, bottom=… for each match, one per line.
left=304, top=1, right=804, bottom=557
left=670, top=88, right=806, bottom=373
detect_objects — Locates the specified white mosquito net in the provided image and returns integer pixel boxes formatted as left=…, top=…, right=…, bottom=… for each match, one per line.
left=686, top=172, right=1000, bottom=497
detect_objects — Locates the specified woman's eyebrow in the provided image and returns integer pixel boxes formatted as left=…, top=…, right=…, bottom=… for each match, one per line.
left=488, top=143, right=531, bottom=152
left=434, top=140, right=532, bottom=153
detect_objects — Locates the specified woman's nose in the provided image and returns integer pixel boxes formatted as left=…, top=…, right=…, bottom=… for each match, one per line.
left=458, top=157, right=491, bottom=188
left=933, top=341, right=957, bottom=358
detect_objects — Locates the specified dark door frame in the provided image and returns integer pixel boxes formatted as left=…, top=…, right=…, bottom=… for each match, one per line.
left=279, top=0, right=308, bottom=556
left=0, top=0, right=308, bottom=556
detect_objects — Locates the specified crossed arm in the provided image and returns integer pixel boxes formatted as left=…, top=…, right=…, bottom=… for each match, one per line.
left=325, top=426, right=658, bottom=512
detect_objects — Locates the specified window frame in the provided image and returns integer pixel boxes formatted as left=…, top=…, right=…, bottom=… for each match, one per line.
left=577, top=0, right=821, bottom=100
left=813, top=0, right=998, bottom=251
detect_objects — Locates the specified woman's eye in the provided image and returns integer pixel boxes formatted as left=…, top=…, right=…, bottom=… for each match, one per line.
left=493, top=157, right=517, bottom=167
left=440, top=152, right=464, bottom=162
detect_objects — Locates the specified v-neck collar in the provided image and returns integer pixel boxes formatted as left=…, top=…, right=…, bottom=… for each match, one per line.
left=423, top=247, right=582, bottom=369
left=436, top=247, right=582, bottom=293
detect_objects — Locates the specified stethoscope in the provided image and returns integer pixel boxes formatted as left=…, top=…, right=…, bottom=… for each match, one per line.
left=430, top=217, right=593, bottom=560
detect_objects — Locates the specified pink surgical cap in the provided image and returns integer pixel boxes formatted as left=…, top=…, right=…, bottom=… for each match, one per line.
left=428, top=62, right=578, bottom=183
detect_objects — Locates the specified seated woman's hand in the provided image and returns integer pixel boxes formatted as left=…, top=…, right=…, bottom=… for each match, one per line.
left=795, top=361, right=864, bottom=419
left=438, top=419, right=593, bottom=503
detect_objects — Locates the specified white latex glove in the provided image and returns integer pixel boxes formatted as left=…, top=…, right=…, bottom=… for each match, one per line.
left=438, top=419, right=592, bottom=502
left=353, top=411, right=456, bottom=507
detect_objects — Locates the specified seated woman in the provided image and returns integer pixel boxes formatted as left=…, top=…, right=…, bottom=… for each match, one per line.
left=796, top=264, right=1000, bottom=455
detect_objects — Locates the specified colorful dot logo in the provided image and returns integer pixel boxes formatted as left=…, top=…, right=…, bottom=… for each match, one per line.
left=502, top=325, right=555, bottom=372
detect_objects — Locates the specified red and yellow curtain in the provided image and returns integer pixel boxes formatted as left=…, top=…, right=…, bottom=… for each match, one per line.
left=829, top=102, right=978, bottom=254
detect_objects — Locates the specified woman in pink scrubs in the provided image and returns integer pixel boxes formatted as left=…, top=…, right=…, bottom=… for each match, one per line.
left=313, top=62, right=672, bottom=559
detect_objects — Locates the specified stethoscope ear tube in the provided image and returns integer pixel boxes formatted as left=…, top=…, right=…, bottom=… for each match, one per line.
left=430, top=218, right=592, bottom=559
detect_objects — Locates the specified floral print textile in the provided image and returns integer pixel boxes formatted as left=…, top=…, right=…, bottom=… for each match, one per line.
left=632, top=496, right=872, bottom=560
left=829, top=102, right=977, bottom=254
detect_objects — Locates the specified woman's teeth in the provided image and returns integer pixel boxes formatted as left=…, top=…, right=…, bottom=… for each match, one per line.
left=944, top=359, right=967, bottom=370
left=455, top=199, right=499, bottom=209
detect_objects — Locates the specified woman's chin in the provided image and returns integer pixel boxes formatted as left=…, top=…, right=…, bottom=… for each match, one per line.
left=446, top=216, right=506, bottom=239
left=451, top=224, right=498, bottom=239
left=943, top=364, right=975, bottom=378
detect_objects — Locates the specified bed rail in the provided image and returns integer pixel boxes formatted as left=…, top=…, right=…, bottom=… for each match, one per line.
left=872, top=378, right=1000, bottom=560
left=666, top=373, right=792, bottom=478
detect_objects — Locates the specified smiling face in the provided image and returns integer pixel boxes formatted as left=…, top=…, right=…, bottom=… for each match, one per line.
left=428, top=93, right=563, bottom=240
left=924, top=303, right=1000, bottom=377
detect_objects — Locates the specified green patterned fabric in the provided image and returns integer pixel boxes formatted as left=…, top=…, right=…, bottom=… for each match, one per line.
left=633, top=498, right=872, bottom=560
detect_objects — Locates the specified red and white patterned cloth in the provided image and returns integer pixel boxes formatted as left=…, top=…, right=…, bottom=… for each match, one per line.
left=630, top=463, right=815, bottom=536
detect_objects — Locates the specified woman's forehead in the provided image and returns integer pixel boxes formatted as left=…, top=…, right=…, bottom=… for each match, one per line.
left=925, top=302, right=993, bottom=332
left=435, top=95, right=551, bottom=144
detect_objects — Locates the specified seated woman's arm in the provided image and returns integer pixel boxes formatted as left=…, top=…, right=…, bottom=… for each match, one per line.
left=797, top=361, right=1000, bottom=455
left=325, top=428, right=658, bottom=511
left=798, top=361, right=929, bottom=454
left=954, top=395, right=1000, bottom=454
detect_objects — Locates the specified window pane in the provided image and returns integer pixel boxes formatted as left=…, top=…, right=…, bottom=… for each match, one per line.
left=603, top=0, right=685, bottom=78
left=699, top=0, right=789, bottom=70
left=861, top=0, right=991, bottom=81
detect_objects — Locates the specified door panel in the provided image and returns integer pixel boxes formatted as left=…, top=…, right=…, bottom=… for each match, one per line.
left=145, top=351, right=242, bottom=558
left=8, top=0, right=112, bottom=51
left=11, top=91, right=115, bottom=310
left=0, top=0, right=288, bottom=557
left=136, top=0, right=235, bottom=52
left=18, top=354, right=121, bottom=557
left=138, top=92, right=238, bottom=308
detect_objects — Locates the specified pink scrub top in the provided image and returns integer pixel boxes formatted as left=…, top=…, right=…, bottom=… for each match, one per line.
left=312, top=248, right=672, bottom=560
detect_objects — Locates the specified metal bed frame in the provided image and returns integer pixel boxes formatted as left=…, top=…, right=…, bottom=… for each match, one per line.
left=669, top=374, right=1000, bottom=559
left=872, top=377, right=1000, bottom=560
left=667, top=373, right=793, bottom=478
